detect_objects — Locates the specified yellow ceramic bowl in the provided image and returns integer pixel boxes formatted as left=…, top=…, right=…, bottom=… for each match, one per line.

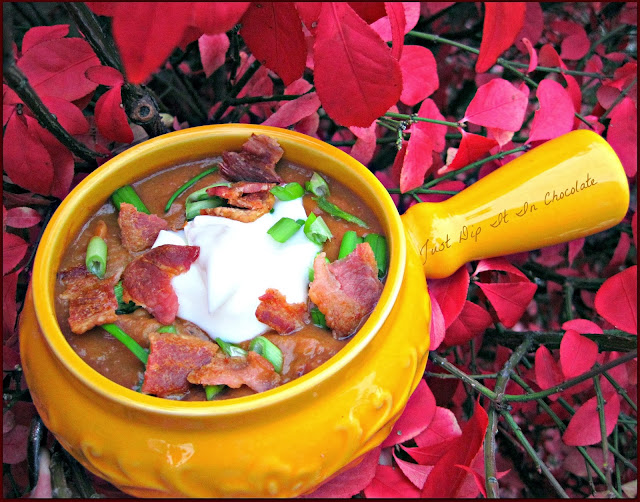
left=20, top=126, right=628, bottom=497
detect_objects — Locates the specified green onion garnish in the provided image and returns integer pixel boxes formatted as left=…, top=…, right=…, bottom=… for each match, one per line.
left=164, top=166, right=219, bottom=213
left=314, top=196, right=369, bottom=228
left=185, top=197, right=224, bottom=220
left=102, top=323, right=149, bottom=364
left=338, top=231, right=363, bottom=260
left=248, top=336, right=284, bottom=373
left=86, top=236, right=108, bottom=279
left=114, top=281, right=139, bottom=314
left=157, top=325, right=177, bottom=334
left=205, top=384, right=225, bottom=400
left=310, top=308, right=328, bottom=329
left=305, top=173, right=330, bottom=197
left=215, top=337, right=247, bottom=357
left=185, top=182, right=232, bottom=204
left=303, top=213, right=333, bottom=245
left=111, top=185, right=150, bottom=214
left=270, top=182, right=305, bottom=201
left=364, top=234, right=388, bottom=277
left=267, top=217, right=304, bottom=243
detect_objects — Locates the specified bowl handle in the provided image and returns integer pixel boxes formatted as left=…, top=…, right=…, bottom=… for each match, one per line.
left=401, top=130, right=629, bottom=279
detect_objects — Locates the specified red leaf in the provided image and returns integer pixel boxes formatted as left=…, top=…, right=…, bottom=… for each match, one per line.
left=198, top=33, right=230, bottom=78
left=86, top=2, right=119, bottom=16
left=445, top=301, right=493, bottom=346
left=295, top=3, right=322, bottom=33
left=2, top=424, right=30, bottom=464
left=17, top=38, right=100, bottom=101
left=364, top=464, right=420, bottom=498
left=521, top=37, right=538, bottom=73
left=262, top=92, right=321, bottom=128
left=563, top=393, right=621, bottom=446
left=399, top=45, right=439, bottom=106
left=39, top=95, right=89, bottom=135
left=393, top=451, right=432, bottom=490
left=568, top=237, right=585, bottom=265
left=382, top=380, right=436, bottom=447
left=85, top=65, right=125, bottom=87
left=414, top=406, right=462, bottom=448
left=454, top=464, right=487, bottom=498
left=413, top=98, right=447, bottom=152
left=349, top=122, right=377, bottom=165
left=347, top=2, right=387, bottom=23
left=475, top=3, right=526, bottom=73
left=313, top=3, right=402, bottom=127
left=21, top=24, right=69, bottom=54
left=112, top=3, right=191, bottom=84
left=605, top=233, right=631, bottom=274
left=442, top=130, right=498, bottom=173
left=3, top=233, right=28, bottom=275
left=5, top=207, right=41, bottom=229
left=427, top=266, right=470, bottom=329
left=534, top=345, right=564, bottom=393
left=2, top=113, right=54, bottom=195
left=606, top=97, right=637, bottom=177
left=553, top=21, right=590, bottom=61
left=595, top=266, right=637, bottom=334
left=93, top=85, right=133, bottom=144
left=562, top=319, right=604, bottom=335
left=303, top=445, right=381, bottom=498
left=474, top=257, right=527, bottom=279
left=527, top=79, right=575, bottom=144
left=398, top=126, right=433, bottom=193
left=30, top=119, right=75, bottom=199
left=3, top=270, right=19, bottom=337
left=515, top=2, right=543, bottom=52
left=421, top=401, right=488, bottom=497
left=463, top=78, right=529, bottom=132
left=240, top=3, right=306, bottom=86
left=384, top=2, right=405, bottom=61
left=192, top=3, right=251, bottom=34
left=560, top=329, right=599, bottom=379
left=370, top=3, right=420, bottom=43
left=477, top=281, right=537, bottom=328
left=428, top=293, right=446, bottom=351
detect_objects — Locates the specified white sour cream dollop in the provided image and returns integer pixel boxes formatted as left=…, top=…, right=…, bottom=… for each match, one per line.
left=152, top=198, right=320, bottom=343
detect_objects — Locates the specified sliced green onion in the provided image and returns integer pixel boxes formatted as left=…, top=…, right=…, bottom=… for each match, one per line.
left=308, top=253, right=330, bottom=282
left=310, top=308, right=327, bottom=329
left=267, top=217, right=303, bottom=243
left=102, top=323, right=149, bottom=365
left=364, top=234, right=388, bottom=278
left=305, top=173, right=330, bottom=197
left=314, top=196, right=369, bottom=228
left=111, top=185, right=150, bottom=214
left=215, top=337, right=247, bottom=357
left=86, top=236, right=107, bottom=279
left=249, top=336, right=284, bottom=373
left=338, top=231, right=363, bottom=260
left=114, top=281, right=139, bottom=314
left=185, top=182, right=232, bottom=204
left=185, top=197, right=224, bottom=220
left=303, top=213, right=333, bottom=246
left=270, top=182, right=304, bottom=201
left=164, top=166, right=219, bottom=212
left=205, top=384, right=225, bottom=400
left=157, top=325, right=177, bottom=334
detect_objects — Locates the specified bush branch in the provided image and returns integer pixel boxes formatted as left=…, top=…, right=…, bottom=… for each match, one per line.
left=428, top=353, right=498, bottom=400
left=593, top=376, right=616, bottom=496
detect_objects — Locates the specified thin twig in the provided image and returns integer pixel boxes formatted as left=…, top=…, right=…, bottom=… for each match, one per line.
left=226, top=93, right=306, bottom=106
left=211, top=59, right=261, bottom=122
left=523, top=261, right=607, bottom=290
left=599, top=76, right=638, bottom=122
left=428, top=353, right=498, bottom=400
left=384, top=111, right=463, bottom=129
left=600, top=367, right=638, bottom=412
left=593, top=377, right=616, bottom=496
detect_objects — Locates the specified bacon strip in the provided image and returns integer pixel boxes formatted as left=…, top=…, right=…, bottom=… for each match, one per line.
left=142, top=333, right=219, bottom=398
left=308, top=243, right=383, bottom=339
left=114, top=312, right=210, bottom=349
left=122, top=245, right=199, bottom=325
left=188, top=351, right=282, bottom=393
left=220, top=134, right=284, bottom=183
left=118, top=203, right=168, bottom=252
left=201, top=182, right=276, bottom=222
left=59, top=266, right=119, bottom=334
left=255, top=288, right=309, bottom=334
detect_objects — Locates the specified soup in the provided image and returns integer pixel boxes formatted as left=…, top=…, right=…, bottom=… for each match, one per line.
left=55, top=135, right=387, bottom=401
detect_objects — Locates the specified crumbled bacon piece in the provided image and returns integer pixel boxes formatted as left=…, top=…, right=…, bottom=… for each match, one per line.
left=220, top=134, right=284, bottom=183
left=114, top=312, right=209, bottom=349
left=255, top=288, right=309, bottom=334
left=308, top=243, right=383, bottom=339
left=142, top=333, right=219, bottom=398
left=201, top=183, right=276, bottom=222
left=122, top=245, right=199, bottom=325
left=117, top=202, right=168, bottom=252
left=187, top=351, right=282, bottom=393
left=59, top=266, right=119, bottom=334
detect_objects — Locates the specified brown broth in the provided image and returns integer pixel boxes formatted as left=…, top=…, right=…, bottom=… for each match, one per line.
left=55, top=156, right=385, bottom=400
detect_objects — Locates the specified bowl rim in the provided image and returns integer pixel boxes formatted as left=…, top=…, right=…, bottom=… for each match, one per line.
left=32, top=124, right=407, bottom=415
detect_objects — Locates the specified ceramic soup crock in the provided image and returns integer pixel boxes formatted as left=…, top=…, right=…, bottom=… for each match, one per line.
left=20, top=125, right=629, bottom=497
